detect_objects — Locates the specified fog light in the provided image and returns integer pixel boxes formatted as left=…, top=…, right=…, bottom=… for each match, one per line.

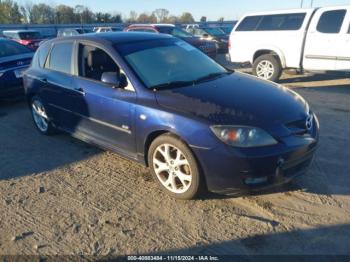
left=244, top=176, right=268, bottom=186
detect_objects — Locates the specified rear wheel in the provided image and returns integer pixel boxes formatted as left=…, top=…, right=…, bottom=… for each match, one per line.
left=148, top=134, right=203, bottom=200
left=253, top=54, right=282, bottom=82
left=31, top=96, right=55, bottom=135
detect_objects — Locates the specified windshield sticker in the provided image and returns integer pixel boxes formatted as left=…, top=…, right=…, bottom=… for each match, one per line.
left=175, top=41, right=196, bottom=51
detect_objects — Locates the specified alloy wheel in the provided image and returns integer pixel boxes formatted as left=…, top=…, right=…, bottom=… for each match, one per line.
left=152, top=143, right=192, bottom=194
left=256, top=60, right=275, bottom=80
left=32, top=99, right=49, bottom=132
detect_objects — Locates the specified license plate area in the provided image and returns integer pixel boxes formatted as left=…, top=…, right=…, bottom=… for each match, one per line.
left=14, top=68, right=26, bottom=78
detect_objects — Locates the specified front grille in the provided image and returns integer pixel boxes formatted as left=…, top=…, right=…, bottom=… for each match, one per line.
left=285, top=119, right=308, bottom=135
left=283, top=156, right=313, bottom=178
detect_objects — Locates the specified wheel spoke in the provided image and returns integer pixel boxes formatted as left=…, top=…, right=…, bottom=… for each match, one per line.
left=176, top=171, right=192, bottom=186
left=153, top=159, right=169, bottom=173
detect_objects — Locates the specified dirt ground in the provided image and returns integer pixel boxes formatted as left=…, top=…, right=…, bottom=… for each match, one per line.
left=0, top=65, right=350, bottom=258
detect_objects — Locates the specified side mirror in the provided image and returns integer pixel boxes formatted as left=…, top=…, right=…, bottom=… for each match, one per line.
left=101, top=72, right=128, bottom=89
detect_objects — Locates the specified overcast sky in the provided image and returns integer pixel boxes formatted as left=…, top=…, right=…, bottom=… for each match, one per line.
left=19, top=0, right=350, bottom=20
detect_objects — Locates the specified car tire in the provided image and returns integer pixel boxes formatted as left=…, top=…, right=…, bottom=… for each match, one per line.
left=148, top=134, right=204, bottom=200
left=30, top=96, right=55, bottom=135
left=253, top=54, right=282, bottom=82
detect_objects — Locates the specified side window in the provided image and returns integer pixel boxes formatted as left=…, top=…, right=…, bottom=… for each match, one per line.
left=236, top=16, right=263, bottom=31
left=78, top=44, right=134, bottom=91
left=38, top=42, right=51, bottom=68
left=257, top=13, right=306, bottom=31
left=78, top=44, right=119, bottom=82
left=46, top=42, right=73, bottom=74
left=317, top=9, right=346, bottom=33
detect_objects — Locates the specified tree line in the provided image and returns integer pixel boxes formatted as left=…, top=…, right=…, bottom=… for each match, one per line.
left=0, top=0, right=197, bottom=24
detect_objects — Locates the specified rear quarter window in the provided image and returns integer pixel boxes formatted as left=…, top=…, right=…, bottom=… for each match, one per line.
left=236, top=13, right=306, bottom=31
left=236, top=16, right=263, bottom=31
left=37, top=42, right=51, bottom=68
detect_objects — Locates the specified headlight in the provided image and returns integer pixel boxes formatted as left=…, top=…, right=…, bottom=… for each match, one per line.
left=210, top=125, right=278, bottom=148
left=0, top=72, right=4, bottom=78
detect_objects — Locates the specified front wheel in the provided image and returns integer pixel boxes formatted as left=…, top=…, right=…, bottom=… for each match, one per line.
left=253, top=54, right=282, bottom=82
left=148, top=134, right=204, bottom=200
left=31, top=96, right=56, bottom=135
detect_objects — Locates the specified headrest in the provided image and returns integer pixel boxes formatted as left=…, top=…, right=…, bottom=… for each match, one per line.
left=87, top=49, right=109, bottom=68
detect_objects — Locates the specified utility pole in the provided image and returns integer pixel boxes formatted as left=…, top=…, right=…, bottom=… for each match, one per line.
left=311, top=0, right=314, bottom=7
left=300, top=0, right=304, bottom=8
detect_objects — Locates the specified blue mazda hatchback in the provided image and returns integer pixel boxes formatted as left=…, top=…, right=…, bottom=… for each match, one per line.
left=23, top=33, right=319, bottom=199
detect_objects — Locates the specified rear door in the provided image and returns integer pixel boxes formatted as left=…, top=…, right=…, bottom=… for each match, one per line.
left=303, top=7, right=347, bottom=70
left=335, top=7, right=350, bottom=71
left=41, top=40, right=80, bottom=129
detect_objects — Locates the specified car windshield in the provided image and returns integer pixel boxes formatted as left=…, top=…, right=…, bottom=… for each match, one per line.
left=157, top=27, right=193, bottom=38
left=220, top=27, right=232, bottom=34
left=116, top=38, right=228, bottom=89
left=19, top=32, right=42, bottom=40
left=204, top=28, right=225, bottom=36
left=0, top=40, right=32, bottom=58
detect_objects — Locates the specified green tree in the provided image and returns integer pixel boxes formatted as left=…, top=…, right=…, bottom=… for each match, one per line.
left=200, top=16, right=207, bottom=22
left=154, top=8, right=169, bottom=23
left=137, top=12, right=157, bottom=23
left=55, top=5, right=75, bottom=24
left=179, top=12, right=195, bottom=23
left=126, top=11, right=138, bottom=23
left=31, top=3, right=55, bottom=24
left=0, top=0, right=23, bottom=24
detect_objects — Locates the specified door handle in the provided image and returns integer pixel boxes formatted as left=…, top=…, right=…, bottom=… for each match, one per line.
left=74, top=87, right=85, bottom=95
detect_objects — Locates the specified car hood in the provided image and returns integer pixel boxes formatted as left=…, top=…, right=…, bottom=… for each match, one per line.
left=155, top=72, right=309, bottom=136
left=181, top=36, right=213, bottom=46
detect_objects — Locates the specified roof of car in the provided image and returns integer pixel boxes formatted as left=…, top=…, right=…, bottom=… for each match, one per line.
left=128, top=24, right=175, bottom=28
left=48, top=32, right=172, bottom=45
left=3, top=30, right=40, bottom=33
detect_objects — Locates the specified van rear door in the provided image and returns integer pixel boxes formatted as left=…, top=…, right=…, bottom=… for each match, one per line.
left=303, top=7, right=347, bottom=71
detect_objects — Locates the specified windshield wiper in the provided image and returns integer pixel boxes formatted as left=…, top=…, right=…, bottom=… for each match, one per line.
left=194, top=71, right=231, bottom=84
left=150, top=80, right=195, bottom=90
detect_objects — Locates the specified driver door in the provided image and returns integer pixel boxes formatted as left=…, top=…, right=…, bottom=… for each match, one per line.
left=72, top=42, right=137, bottom=157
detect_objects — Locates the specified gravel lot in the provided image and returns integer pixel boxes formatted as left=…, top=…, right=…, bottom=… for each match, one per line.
left=0, top=65, right=350, bottom=258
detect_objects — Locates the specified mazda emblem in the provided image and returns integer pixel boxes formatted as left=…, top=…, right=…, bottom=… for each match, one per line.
left=306, top=114, right=313, bottom=131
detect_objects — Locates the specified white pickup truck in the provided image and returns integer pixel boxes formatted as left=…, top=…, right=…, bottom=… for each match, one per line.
left=228, top=6, right=350, bottom=81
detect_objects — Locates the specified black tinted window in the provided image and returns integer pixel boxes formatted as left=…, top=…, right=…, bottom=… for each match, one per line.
left=236, top=16, right=262, bottom=31
left=317, top=10, right=346, bottom=33
left=0, top=40, right=31, bottom=58
left=19, top=32, right=41, bottom=40
left=257, top=13, right=306, bottom=30
left=48, top=42, right=73, bottom=74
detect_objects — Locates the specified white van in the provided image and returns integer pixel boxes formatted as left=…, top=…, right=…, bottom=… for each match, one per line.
left=228, top=6, right=350, bottom=81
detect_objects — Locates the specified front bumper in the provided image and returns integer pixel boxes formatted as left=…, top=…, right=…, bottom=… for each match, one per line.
left=192, top=131, right=319, bottom=195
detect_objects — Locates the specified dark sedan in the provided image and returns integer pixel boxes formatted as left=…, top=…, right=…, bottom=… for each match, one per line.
left=187, top=26, right=229, bottom=53
left=0, top=39, right=34, bottom=99
left=124, top=24, right=217, bottom=58
left=24, top=33, right=319, bottom=199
